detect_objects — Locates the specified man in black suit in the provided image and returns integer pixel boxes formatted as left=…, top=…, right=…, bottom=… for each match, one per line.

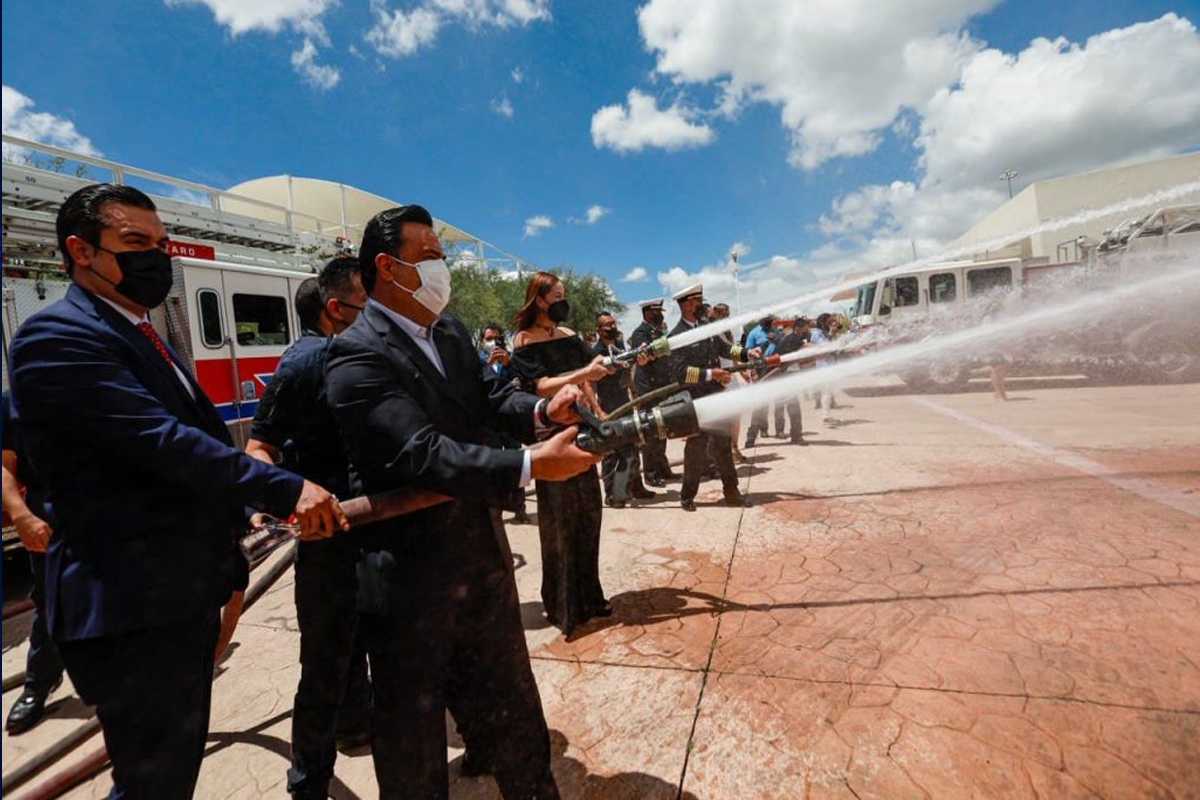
left=667, top=283, right=758, bottom=512
left=8, top=184, right=346, bottom=800
left=628, top=298, right=674, bottom=486
left=246, top=261, right=371, bottom=799
left=325, top=205, right=597, bottom=800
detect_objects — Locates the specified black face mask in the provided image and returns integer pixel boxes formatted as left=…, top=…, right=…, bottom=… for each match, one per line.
left=94, top=246, right=174, bottom=309
left=599, top=327, right=618, bottom=340
left=547, top=299, right=571, bottom=323
left=649, top=311, right=664, bottom=327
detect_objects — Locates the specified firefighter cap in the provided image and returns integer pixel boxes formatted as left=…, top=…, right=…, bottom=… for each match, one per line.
left=672, top=283, right=703, bottom=303
left=637, top=297, right=665, bottom=310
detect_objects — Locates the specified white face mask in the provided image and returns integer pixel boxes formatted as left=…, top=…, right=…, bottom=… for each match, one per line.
left=390, top=256, right=452, bottom=315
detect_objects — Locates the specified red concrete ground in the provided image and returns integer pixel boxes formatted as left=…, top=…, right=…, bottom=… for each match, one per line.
left=3, top=380, right=1197, bottom=799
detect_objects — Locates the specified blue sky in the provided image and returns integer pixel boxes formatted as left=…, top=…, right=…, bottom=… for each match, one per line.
left=3, top=0, right=1198, bottom=318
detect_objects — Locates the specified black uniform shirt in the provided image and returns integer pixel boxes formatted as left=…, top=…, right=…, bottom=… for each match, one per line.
left=668, top=318, right=746, bottom=399
left=251, top=330, right=356, bottom=498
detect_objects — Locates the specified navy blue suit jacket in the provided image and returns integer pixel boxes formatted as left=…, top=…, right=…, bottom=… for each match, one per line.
left=8, top=285, right=304, bottom=641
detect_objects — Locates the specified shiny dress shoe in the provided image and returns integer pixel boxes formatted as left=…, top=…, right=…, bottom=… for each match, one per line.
left=605, top=498, right=627, bottom=509
left=680, top=499, right=697, bottom=512
left=6, top=683, right=55, bottom=735
left=791, top=436, right=808, bottom=446
left=512, top=510, right=532, bottom=524
left=724, top=494, right=752, bottom=508
left=646, top=476, right=666, bottom=488
left=631, top=488, right=657, bottom=499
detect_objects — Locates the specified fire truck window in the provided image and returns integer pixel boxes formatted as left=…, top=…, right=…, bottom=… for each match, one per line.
left=967, top=266, right=1013, bottom=297
left=232, top=294, right=291, bottom=347
left=894, top=277, right=919, bottom=307
left=929, top=273, right=956, bottom=303
left=197, top=289, right=224, bottom=347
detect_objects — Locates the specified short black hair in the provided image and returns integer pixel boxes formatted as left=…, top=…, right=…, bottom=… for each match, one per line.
left=358, top=205, right=435, bottom=293
left=481, top=322, right=503, bottom=335
left=595, top=310, right=614, bottom=321
left=295, top=277, right=324, bottom=332
left=318, top=255, right=360, bottom=304
left=57, top=183, right=157, bottom=275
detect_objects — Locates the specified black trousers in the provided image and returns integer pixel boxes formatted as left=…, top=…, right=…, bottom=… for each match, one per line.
left=641, top=438, right=671, bottom=480
left=59, top=612, right=220, bottom=800
left=360, top=568, right=558, bottom=800
left=681, top=429, right=740, bottom=502
left=287, top=538, right=372, bottom=799
left=25, top=553, right=65, bottom=695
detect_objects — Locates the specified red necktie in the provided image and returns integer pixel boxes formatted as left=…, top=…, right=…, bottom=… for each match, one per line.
left=137, top=322, right=173, bottom=368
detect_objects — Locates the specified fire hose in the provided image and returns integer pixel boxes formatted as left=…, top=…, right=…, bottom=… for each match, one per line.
left=4, top=391, right=704, bottom=798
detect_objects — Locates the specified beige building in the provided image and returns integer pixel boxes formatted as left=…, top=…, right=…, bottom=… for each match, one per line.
left=950, top=152, right=1200, bottom=263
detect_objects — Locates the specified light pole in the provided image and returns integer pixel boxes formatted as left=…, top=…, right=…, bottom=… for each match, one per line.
left=730, top=251, right=743, bottom=317
left=1000, top=169, right=1018, bottom=199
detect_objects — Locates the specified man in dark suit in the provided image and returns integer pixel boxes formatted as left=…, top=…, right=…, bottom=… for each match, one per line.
left=668, top=283, right=758, bottom=512
left=628, top=298, right=674, bottom=486
left=325, top=205, right=597, bottom=800
left=246, top=261, right=371, bottom=799
left=8, top=184, right=346, bottom=800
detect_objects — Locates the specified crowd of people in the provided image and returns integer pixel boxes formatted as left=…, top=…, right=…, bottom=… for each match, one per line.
left=1, top=182, right=850, bottom=800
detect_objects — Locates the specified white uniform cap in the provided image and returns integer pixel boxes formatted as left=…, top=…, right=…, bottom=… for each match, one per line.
left=672, top=283, right=704, bottom=302
left=637, top=297, right=665, bottom=310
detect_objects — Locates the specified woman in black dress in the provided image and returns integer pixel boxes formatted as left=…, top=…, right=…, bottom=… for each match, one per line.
left=510, top=272, right=611, bottom=634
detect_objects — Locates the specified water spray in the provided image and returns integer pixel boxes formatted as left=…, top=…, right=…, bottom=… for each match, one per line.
left=674, top=180, right=1200, bottom=351
left=692, top=263, right=1200, bottom=429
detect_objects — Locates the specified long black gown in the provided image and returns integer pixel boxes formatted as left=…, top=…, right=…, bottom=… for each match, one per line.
left=510, top=335, right=607, bottom=634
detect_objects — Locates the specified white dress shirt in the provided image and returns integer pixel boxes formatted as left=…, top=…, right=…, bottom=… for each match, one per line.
left=97, top=295, right=195, bottom=398
left=369, top=299, right=534, bottom=486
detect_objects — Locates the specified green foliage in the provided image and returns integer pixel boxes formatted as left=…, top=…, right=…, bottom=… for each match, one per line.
left=444, top=261, right=625, bottom=341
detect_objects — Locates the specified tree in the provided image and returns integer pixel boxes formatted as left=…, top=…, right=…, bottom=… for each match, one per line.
left=442, top=254, right=625, bottom=343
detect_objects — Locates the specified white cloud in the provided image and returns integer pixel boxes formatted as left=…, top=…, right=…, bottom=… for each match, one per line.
left=367, top=2, right=441, bottom=56
left=368, top=0, right=550, bottom=58
left=511, top=67, right=525, bottom=83
left=569, top=204, right=610, bottom=225
left=918, top=14, right=1200, bottom=191
left=621, top=266, right=648, bottom=282
left=523, top=215, right=554, bottom=237
left=629, top=0, right=997, bottom=169
left=2, top=86, right=100, bottom=160
left=491, top=94, right=514, bottom=118
left=729, top=241, right=750, bottom=259
left=164, top=0, right=335, bottom=37
left=591, top=89, right=714, bottom=153
left=291, top=38, right=341, bottom=90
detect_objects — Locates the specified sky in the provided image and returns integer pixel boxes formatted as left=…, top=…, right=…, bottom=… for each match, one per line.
left=3, top=0, right=1199, bottom=330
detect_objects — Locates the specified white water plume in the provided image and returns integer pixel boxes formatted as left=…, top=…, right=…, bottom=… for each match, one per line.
left=692, top=259, right=1200, bottom=429
left=669, top=179, right=1200, bottom=351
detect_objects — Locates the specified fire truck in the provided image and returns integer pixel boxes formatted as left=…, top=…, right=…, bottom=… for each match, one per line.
left=2, top=136, right=531, bottom=549
left=845, top=204, right=1200, bottom=389
left=2, top=134, right=530, bottom=440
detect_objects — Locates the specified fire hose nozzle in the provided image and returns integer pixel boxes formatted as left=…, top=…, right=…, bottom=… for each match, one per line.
left=574, top=390, right=698, bottom=455
left=728, top=354, right=781, bottom=374
left=599, top=336, right=672, bottom=370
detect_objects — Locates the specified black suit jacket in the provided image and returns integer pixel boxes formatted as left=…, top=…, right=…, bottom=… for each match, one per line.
left=325, top=302, right=539, bottom=614
left=8, top=286, right=302, bottom=640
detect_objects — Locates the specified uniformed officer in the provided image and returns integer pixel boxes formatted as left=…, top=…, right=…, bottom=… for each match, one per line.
left=592, top=311, right=656, bottom=507
left=628, top=298, right=674, bottom=486
left=245, top=258, right=371, bottom=800
left=668, top=284, right=758, bottom=511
